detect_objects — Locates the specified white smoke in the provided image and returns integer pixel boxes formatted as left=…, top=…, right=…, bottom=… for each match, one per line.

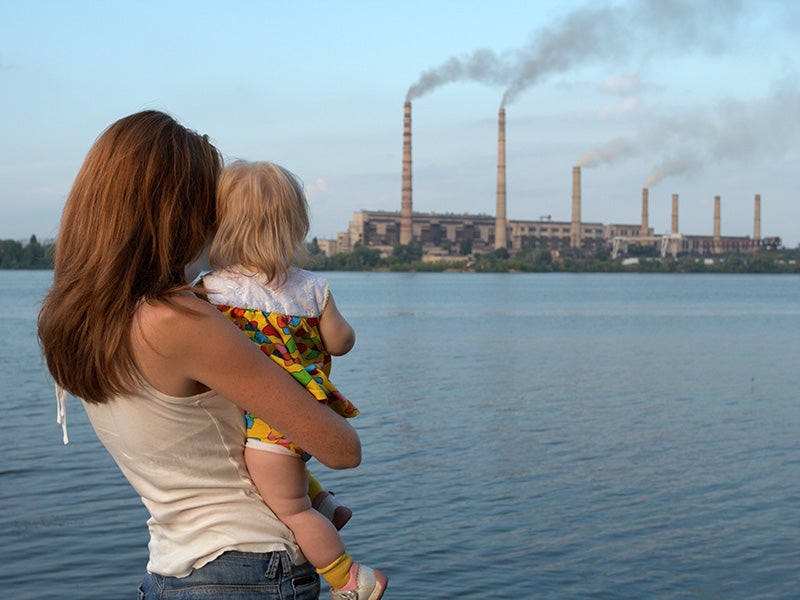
left=575, top=77, right=800, bottom=186
left=577, top=138, right=636, bottom=168
left=644, top=153, right=702, bottom=188
left=640, top=81, right=800, bottom=187
left=600, top=74, right=642, bottom=96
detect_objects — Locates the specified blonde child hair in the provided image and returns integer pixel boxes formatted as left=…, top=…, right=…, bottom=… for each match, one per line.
left=210, top=160, right=309, bottom=285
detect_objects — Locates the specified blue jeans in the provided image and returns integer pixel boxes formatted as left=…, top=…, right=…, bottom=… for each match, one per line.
left=137, top=551, right=320, bottom=599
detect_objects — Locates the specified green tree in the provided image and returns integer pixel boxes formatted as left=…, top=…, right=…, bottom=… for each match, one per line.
left=307, top=237, right=321, bottom=256
left=493, top=247, right=510, bottom=260
left=0, top=239, right=22, bottom=268
left=22, top=235, right=45, bottom=268
left=593, top=246, right=612, bottom=261
left=341, top=243, right=382, bottom=270
left=0, top=236, right=54, bottom=269
left=390, top=243, right=422, bottom=264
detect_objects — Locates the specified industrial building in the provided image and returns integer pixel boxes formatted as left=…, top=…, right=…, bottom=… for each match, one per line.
left=318, top=102, right=767, bottom=259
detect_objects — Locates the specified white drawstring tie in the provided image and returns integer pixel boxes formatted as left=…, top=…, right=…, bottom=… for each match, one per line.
left=56, top=384, right=69, bottom=445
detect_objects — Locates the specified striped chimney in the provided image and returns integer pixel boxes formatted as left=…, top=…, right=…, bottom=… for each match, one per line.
left=641, top=188, right=649, bottom=236
left=754, top=194, right=761, bottom=245
left=570, top=166, right=581, bottom=249
left=400, top=101, right=413, bottom=245
left=713, top=195, right=721, bottom=253
left=494, top=108, right=507, bottom=250
left=671, top=194, right=679, bottom=235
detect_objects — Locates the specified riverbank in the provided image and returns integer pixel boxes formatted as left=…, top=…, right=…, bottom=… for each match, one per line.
left=306, top=245, right=800, bottom=274
left=3, top=236, right=798, bottom=274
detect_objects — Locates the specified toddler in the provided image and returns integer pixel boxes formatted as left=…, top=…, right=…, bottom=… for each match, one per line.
left=204, top=160, right=386, bottom=600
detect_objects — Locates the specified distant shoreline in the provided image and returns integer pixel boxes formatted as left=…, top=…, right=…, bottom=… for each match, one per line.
left=3, top=236, right=797, bottom=274
left=2, top=260, right=799, bottom=274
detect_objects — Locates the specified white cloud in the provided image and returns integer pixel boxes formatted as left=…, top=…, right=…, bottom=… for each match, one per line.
left=599, top=74, right=642, bottom=96
left=304, top=177, right=328, bottom=199
left=598, top=95, right=641, bottom=118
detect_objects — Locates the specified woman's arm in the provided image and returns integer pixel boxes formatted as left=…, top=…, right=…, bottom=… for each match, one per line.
left=319, top=292, right=356, bottom=356
left=133, top=296, right=361, bottom=469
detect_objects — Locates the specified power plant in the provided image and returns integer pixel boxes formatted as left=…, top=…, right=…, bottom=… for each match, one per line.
left=324, top=101, right=775, bottom=259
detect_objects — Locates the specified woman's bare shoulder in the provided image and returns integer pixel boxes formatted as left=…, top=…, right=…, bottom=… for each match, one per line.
left=136, top=294, right=217, bottom=329
left=133, top=296, right=221, bottom=364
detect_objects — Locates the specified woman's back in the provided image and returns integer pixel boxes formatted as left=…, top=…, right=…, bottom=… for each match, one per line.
left=82, top=381, right=300, bottom=577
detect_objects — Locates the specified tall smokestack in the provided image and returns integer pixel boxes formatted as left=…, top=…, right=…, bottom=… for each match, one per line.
left=671, top=194, right=679, bottom=235
left=753, top=193, right=761, bottom=247
left=571, top=166, right=581, bottom=249
left=495, top=108, right=507, bottom=250
left=400, top=101, right=413, bottom=245
left=641, top=188, right=649, bottom=236
left=713, top=195, right=721, bottom=253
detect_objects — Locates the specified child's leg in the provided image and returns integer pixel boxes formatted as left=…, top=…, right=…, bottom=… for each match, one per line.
left=306, top=469, right=325, bottom=499
left=307, top=468, right=352, bottom=530
left=245, top=447, right=346, bottom=572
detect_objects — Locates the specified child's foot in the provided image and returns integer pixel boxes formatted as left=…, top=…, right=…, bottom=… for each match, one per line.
left=312, top=490, right=352, bottom=530
left=329, top=563, right=387, bottom=600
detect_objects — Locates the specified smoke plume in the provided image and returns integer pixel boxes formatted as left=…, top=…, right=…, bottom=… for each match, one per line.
left=644, top=153, right=703, bottom=188
left=577, top=138, right=636, bottom=168
left=501, top=5, right=627, bottom=107
left=406, top=48, right=512, bottom=101
left=649, top=82, right=800, bottom=187
left=581, top=81, right=800, bottom=188
left=406, top=0, right=749, bottom=106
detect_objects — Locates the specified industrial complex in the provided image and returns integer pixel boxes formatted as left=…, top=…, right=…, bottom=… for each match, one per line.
left=317, top=102, right=775, bottom=260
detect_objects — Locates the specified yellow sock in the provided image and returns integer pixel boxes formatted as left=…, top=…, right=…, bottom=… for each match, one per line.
left=306, top=469, right=324, bottom=501
left=317, top=551, right=353, bottom=589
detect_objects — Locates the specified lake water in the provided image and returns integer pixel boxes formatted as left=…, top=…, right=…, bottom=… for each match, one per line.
left=1, top=270, right=798, bottom=599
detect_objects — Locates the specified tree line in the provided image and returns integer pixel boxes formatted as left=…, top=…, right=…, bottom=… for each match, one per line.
left=0, top=236, right=54, bottom=269
left=2, top=235, right=798, bottom=274
left=305, top=240, right=800, bottom=274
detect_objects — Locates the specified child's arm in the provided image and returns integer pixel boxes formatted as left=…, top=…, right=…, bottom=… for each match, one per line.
left=319, top=292, right=355, bottom=356
left=135, top=295, right=361, bottom=469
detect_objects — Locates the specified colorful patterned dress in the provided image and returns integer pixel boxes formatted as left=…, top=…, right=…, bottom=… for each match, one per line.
left=203, top=267, right=358, bottom=458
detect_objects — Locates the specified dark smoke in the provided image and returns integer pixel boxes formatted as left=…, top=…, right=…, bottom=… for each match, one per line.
left=502, top=0, right=747, bottom=107
left=406, top=48, right=512, bottom=101
left=501, top=5, right=627, bottom=107
left=406, top=0, right=749, bottom=106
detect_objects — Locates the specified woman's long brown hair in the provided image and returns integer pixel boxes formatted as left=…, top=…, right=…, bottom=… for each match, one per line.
left=38, top=111, right=222, bottom=403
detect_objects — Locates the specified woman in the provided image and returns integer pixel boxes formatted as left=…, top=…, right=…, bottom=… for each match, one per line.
left=38, top=110, right=361, bottom=599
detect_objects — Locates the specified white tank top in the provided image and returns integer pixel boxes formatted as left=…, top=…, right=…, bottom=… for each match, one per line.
left=82, top=383, right=302, bottom=576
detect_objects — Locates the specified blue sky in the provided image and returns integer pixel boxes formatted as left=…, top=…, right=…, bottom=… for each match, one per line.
left=2, top=0, right=798, bottom=247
